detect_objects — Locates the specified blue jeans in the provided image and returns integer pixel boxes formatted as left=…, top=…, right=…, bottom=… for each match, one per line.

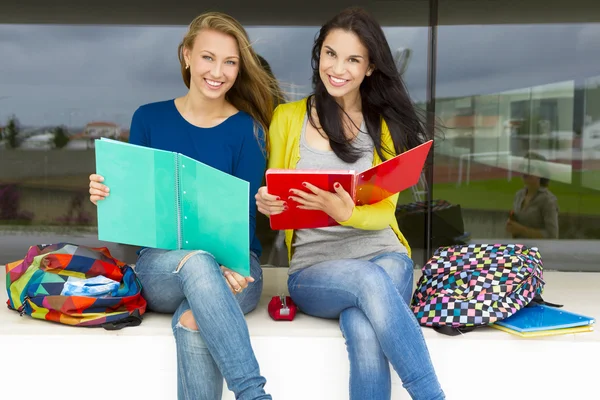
left=288, top=252, right=444, bottom=400
left=135, top=248, right=270, bottom=400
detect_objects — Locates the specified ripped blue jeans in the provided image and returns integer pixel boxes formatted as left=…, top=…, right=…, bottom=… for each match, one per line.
left=134, top=248, right=270, bottom=400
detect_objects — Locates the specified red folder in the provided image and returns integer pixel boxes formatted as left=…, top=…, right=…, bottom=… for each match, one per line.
left=266, top=140, right=433, bottom=230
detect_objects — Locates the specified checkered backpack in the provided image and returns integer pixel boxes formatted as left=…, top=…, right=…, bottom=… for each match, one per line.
left=6, top=243, right=147, bottom=330
left=411, top=243, right=546, bottom=335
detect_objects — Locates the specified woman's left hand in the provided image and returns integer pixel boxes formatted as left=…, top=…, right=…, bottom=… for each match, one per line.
left=221, top=266, right=254, bottom=295
left=288, top=182, right=355, bottom=222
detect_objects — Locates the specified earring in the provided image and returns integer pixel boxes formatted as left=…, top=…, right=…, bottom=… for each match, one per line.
left=186, top=63, right=190, bottom=69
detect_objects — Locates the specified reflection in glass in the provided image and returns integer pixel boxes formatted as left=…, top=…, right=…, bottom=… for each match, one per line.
left=508, top=152, right=559, bottom=239
left=434, top=23, right=600, bottom=242
left=582, top=76, right=600, bottom=191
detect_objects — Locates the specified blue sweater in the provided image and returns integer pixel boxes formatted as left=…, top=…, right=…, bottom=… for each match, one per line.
left=128, top=99, right=266, bottom=257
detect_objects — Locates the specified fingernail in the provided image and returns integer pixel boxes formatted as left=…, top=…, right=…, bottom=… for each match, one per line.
left=334, top=183, right=340, bottom=188
left=275, top=196, right=280, bottom=200
left=302, top=182, right=307, bottom=187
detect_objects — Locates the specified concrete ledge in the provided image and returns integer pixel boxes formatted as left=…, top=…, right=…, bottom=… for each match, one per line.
left=1, top=267, right=598, bottom=400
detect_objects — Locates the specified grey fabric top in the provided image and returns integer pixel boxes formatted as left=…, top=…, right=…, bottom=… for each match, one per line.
left=288, top=116, right=407, bottom=275
left=512, top=187, right=559, bottom=239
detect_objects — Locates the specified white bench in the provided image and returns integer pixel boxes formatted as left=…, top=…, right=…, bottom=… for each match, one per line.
left=1, top=267, right=598, bottom=400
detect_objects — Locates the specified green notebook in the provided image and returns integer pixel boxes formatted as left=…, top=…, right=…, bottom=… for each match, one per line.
left=95, top=138, right=250, bottom=276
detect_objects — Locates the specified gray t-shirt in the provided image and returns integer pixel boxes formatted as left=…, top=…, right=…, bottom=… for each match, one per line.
left=289, top=116, right=407, bottom=275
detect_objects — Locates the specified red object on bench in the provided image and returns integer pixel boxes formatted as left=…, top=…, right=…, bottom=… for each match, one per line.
left=268, top=295, right=297, bottom=321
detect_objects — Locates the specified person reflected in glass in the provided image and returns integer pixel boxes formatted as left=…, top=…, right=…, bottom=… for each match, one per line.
left=507, top=152, right=559, bottom=239
left=256, top=7, right=444, bottom=400
left=88, top=12, right=279, bottom=400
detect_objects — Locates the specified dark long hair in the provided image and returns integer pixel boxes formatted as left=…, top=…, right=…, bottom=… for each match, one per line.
left=308, top=7, right=431, bottom=163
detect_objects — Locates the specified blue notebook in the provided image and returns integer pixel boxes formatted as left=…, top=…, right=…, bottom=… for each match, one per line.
left=95, top=138, right=250, bottom=276
left=494, top=304, right=595, bottom=333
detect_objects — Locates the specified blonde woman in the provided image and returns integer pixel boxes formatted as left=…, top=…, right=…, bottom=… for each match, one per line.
left=89, top=12, right=278, bottom=400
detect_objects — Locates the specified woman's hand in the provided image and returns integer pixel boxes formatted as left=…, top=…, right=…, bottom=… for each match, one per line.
left=506, top=219, right=525, bottom=235
left=288, top=182, right=355, bottom=222
left=89, top=174, right=109, bottom=205
left=221, top=266, right=254, bottom=294
left=255, top=186, right=287, bottom=216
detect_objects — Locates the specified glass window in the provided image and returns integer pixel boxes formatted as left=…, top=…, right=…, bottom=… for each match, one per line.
left=433, top=19, right=600, bottom=271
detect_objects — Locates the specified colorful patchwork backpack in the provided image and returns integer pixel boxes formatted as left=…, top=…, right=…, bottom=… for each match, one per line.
left=6, top=243, right=147, bottom=330
left=411, top=243, right=547, bottom=335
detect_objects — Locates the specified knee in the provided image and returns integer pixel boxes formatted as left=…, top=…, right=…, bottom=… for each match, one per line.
left=176, top=252, right=224, bottom=292
left=352, top=267, right=399, bottom=322
left=172, top=310, right=211, bottom=354
left=359, top=265, right=395, bottom=294
left=376, top=255, right=413, bottom=281
left=176, top=310, right=198, bottom=331
left=175, top=251, right=218, bottom=275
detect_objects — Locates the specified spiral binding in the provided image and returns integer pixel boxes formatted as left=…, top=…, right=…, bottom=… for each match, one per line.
left=175, top=154, right=182, bottom=249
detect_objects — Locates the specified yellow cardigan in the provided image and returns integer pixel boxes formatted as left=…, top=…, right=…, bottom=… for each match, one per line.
left=268, top=98, right=412, bottom=262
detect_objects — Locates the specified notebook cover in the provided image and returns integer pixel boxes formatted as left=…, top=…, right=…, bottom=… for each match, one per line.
left=178, top=154, right=250, bottom=277
left=266, top=170, right=355, bottom=230
left=494, top=304, right=596, bottom=333
left=355, top=140, right=433, bottom=206
left=95, top=139, right=178, bottom=249
left=490, top=323, right=594, bottom=338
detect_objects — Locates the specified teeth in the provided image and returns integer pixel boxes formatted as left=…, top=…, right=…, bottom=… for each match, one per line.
left=205, top=79, right=223, bottom=87
left=330, top=76, right=347, bottom=84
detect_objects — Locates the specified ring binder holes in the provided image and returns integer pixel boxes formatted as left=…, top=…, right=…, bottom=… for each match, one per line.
left=186, top=241, right=189, bottom=244
left=183, top=191, right=186, bottom=194
left=182, top=164, right=186, bottom=168
left=184, top=216, right=187, bottom=219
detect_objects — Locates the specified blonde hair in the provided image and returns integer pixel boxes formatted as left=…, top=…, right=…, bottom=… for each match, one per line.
left=177, top=12, right=283, bottom=149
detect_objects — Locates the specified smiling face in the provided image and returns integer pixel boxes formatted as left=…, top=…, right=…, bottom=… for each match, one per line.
left=183, top=29, right=240, bottom=100
left=318, top=28, right=373, bottom=101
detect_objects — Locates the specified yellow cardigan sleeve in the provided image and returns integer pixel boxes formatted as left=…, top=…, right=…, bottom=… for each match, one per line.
left=267, top=104, right=288, bottom=170
left=338, top=193, right=399, bottom=230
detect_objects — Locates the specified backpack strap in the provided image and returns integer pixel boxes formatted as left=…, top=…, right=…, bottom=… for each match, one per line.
left=101, top=310, right=143, bottom=331
left=433, top=326, right=478, bottom=336
left=527, top=294, right=563, bottom=308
